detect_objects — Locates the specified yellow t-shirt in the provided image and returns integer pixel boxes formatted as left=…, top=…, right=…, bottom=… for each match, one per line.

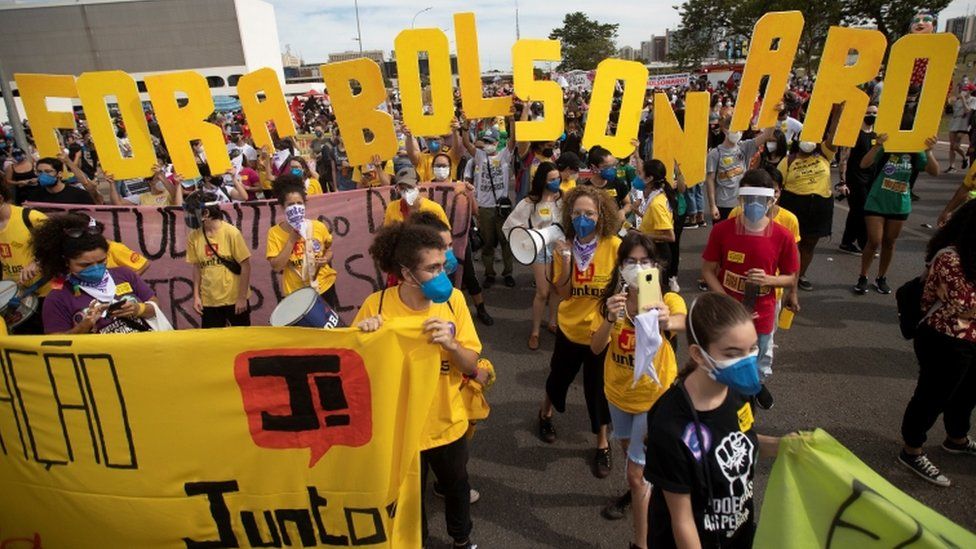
left=592, top=292, right=686, bottom=413
left=728, top=205, right=801, bottom=300
left=416, top=149, right=460, bottom=182
left=638, top=191, right=673, bottom=233
left=305, top=178, right=324, bottom=196
left=778, top=150, right=835, bottom=198
left=353, top=162, right=396, bottom=187
left=354, top=287, right=482, bottom=450
left=107, top=241, right=148, bottom=272
left=186, top=222, right=251, bottom=307
left=265, top=221, right=336, bottom=296
left=383, top=197, right=451, bottom=228
left=139, top=192, right=173, bottom=207
left=560, top=178, right=578, bottom=194
left=0, top=206, right=51, bottom=297
left=553, top=236, right=621, bottom=345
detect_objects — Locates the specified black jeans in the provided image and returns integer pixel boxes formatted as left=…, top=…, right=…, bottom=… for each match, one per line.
left=901, top=324, right=976, bottom=448
left=201, top=304, right=251, bottom=328
left=841, top=180, right=868, bottom=249
left=421, top=435, right=472, bottom=544
left=545, top=328, right=610, bottom=434
left=458, top=242, right=483, bottom=297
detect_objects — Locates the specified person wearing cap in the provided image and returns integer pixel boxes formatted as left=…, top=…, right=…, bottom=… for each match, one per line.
left=383, top=166, right=450, bottom=227
left=701, top=169, right=799, bottom=408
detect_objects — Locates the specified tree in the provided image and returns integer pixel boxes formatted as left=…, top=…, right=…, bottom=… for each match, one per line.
left=843, top=0, right=951, bottom=44
left=548, top=12, right=619, bottom=71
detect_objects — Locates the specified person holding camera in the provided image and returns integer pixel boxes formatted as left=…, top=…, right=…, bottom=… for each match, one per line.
left=462, top=131, right=516, bottom=288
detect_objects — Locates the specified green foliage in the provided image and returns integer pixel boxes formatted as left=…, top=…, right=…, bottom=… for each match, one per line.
left=548, top=12, right=620, bottom=71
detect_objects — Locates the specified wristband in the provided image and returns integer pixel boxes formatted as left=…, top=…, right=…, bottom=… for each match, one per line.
left=136, top=302, right=147, bottom=317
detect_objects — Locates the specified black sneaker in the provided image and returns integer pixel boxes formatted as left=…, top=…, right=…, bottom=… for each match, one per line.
left=600, top=490, right=631, bottom=520
left=853, top=276, right=869, bottom=295
left=697, top=279, right=709, bottom=292
left=898, top=451, right=951, bottom=487
left=874, top=277, right=892, bottom=295
left=452, top=541, right=477, bottom=549
left=942, top=437, right=976, bottom=456
left=592, top=447, right=612, bottom=479
left=683, top=219, right=700, bottom=229
left=504, top=275, right=516, bottom=287
left=798, top=277, right=813, bottom=292
left=538, top=413, right=556, bottom=443
left=839, top=243, right=862, bottom=256
left=483, top=276, right=495, bottom=289
left=476, top=305, right=494, bottom=326
left=433, top=484, right=481, bottom=504
left=755, top=384, right=774, bottom=410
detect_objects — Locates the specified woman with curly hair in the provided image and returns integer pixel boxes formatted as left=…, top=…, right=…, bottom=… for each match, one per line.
left=536, top=184, right=622, bottom=478
left=32, top=214, right=158, bottom=334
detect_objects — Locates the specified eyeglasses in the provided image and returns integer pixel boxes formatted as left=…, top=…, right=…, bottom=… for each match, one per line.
left=64, top=226, right=101, bottom=238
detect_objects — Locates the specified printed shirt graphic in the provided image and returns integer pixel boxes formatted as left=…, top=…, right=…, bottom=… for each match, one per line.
left=41, top=267, right=155, bottom=334
left=465, top=148, right=513, bottom=208
left=778, top=150, right=836, bottom=198
left=707, top=141, right=758, bottom=208
left=864, top=152, right=926, bottom=216
left=266, top=221, right=336, bottom=296
left=702, top=219, right=799, bottom=334
left=355, top=287, right=482, bottom=450
left=645, top=387, right=759, bottom=547
left=106, top=240, right=148, bottom=273
left=591, top=291, right=686, bottom=413
left=186, top=222, right=251, bottom=307
left=727, top=206, right=801, bottom=301
left=552, top=236, right=621, bottom=344
left=0, top=206, right=51, bottom=297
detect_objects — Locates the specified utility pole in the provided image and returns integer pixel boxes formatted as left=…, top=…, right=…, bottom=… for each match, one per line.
left=353, top=0, right=364, bottom=54
left=515, top=0, right=521, bottom=40
left=0, top=58, right=28, bottom=152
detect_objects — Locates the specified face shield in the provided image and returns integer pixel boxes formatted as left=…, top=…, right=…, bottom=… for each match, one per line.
left=736, top=187, right=775, bottom=235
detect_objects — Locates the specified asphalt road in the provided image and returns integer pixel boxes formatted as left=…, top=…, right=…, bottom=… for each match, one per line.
left=424, top=142, right=975, bottom=548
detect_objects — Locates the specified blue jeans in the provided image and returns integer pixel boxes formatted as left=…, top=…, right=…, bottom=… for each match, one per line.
left=757, top=332, right=773, bottom=379
left=608, top=402, right=649, bottom=465
left=685, top=185, right=704, bottom=215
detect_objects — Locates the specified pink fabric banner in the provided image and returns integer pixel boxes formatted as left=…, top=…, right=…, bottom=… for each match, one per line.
left=29, top=185, right=471, bottom=329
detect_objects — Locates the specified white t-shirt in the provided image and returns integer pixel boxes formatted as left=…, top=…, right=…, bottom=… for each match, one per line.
left=227, top=141, right=258, bottom=163
left=776, top=116, right=804, bottom=143
left=464, top=148, right=514, bottom=208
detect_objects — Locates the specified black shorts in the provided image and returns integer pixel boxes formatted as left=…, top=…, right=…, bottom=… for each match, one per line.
left=779, top=190, right=833, bottom=238
left=864, top=210, right=909, bottom=221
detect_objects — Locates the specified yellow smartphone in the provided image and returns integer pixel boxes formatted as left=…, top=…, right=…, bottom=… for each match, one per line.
left=637, top=267, right=663, bottom=313
left=778, top=307, right=795, bottom=330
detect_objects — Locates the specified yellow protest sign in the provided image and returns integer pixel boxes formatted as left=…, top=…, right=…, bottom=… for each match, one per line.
left=0, top=319, right=440, bottom=547
left=512, top=39, right=563, bottom=142
left=77, top=70, right=158, bottom=179
left=876, top=33, right=960, bottom=152
left=582, top=59, right=648, bottom=159
left=321, top=59, right=398, bottom=168
left=454, top=12, right=511, bottom=120
left=145, top=70, right=231, bottom=178
left=732, top=11, right=804, bottom=132
left=237, top=67, right=297, bottom=151
left=653, top=91, right=709, bottom=186
left=801, top=27, right=886, bottom=147
left=13, top=73, right=77, bottom=157
left=395, top=29, right=454, bottom=137
left=755, top=429, right=976, bottom=548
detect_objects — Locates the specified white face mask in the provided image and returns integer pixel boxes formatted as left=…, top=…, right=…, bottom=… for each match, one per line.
left=284, top=203, right=305, bottom=232
left=621, top=264, right=641, bottom=287
left=765, top=142, right=777, bottom=153
left=799, top=141, right=817, bottom=154
left=402, top=187, right=420, bottom=206
left=726, top=131, right=742, bottom=144
left=432, top=166, right=450, bottom=181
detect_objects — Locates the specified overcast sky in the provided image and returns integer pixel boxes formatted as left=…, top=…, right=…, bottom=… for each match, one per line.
left=269, top=0, right=976, bottom=70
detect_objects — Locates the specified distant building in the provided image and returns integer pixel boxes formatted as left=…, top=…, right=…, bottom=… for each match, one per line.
left=281, top=45, right=302, bottom=68
left=328, top=50, right=385, bottom=64
left=947, top=15, right=976, bottom=44
left=618, top=46, right=637, bottom=61
left=640, top=31, right=671, bottom=63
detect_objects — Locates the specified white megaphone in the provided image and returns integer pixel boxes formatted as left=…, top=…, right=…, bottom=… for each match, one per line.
left=508, top=224, right=566, bottom=265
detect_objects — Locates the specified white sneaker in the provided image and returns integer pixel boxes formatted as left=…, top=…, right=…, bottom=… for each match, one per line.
left=668, top=276, right=681, bottom=293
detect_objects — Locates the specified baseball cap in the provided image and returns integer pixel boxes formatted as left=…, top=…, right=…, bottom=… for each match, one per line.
left=395, top=167, right=419, bottom=186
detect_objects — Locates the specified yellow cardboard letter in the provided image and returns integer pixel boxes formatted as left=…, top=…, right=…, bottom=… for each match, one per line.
left=801, top=27, right=885, bottom=147
left=732, top=11, right=804, bottom=132
left=653, top=91, right=709, bottom=186
left=454, top=12, right=511, bottom=119
left=145, top=71, right=229, bottom=178
left=876, top=33, right=960, bottom=152
left=395, top=29, right=454, bottom=137
left=237, top=68, right=296, bottom=151
left=582, top=59, right=648, bottom=158
left=14, top=73, right=77, bottom=157
left=321, top=59, right=397, bottom=167
left=77, top=71, right=157, bottom=179
left=512, top=39, right=563, bottom=141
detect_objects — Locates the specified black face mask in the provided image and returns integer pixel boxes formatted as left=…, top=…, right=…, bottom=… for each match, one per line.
left=541, top=147, right=554, bottom=157
left=863, top=115, right=877, bottom=125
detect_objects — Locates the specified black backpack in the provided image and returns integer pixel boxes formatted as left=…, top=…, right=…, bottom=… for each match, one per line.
left=895, top=276, right=925, bottom=339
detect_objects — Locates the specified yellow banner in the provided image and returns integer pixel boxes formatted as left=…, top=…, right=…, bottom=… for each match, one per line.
left=0, top=319, right=440, bottom=548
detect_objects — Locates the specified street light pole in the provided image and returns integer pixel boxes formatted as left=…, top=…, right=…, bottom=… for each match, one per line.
left=411, top=7, right=432, bottom=29
left=353, top=0, right=364, bottom=54
left=0, top=57, right=28, bottom=152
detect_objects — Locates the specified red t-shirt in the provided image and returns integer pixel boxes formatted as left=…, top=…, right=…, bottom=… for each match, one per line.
left=238, top=167, right=261, bottom=201
left=702, top=219, right=799, bottom=334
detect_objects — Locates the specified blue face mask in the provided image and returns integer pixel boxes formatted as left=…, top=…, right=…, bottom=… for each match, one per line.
left=572, top=214, right=596, bottom=238
left=428, top=141, right=441, bottom=153
left=75, top=262, right=107, bottom=284
left=600, top=166, right=617, bottom=183
left=291, top=168, right=303, bottom=177
left=743, top=202, right=769, bottom=223
left=445, top=249, right=459, bottom=275
left=631, top=177, right=647, bottom=192
left=38, top=173, right=58, bottom=187
left=703, top=350, right=762, bottom=395
left=546, top=178, right=561, bottom=193
left=413, top=270, right=453, bottom=303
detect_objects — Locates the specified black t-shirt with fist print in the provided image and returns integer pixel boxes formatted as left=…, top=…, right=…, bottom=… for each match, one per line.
left=644, top=382, right=759, bottom=548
